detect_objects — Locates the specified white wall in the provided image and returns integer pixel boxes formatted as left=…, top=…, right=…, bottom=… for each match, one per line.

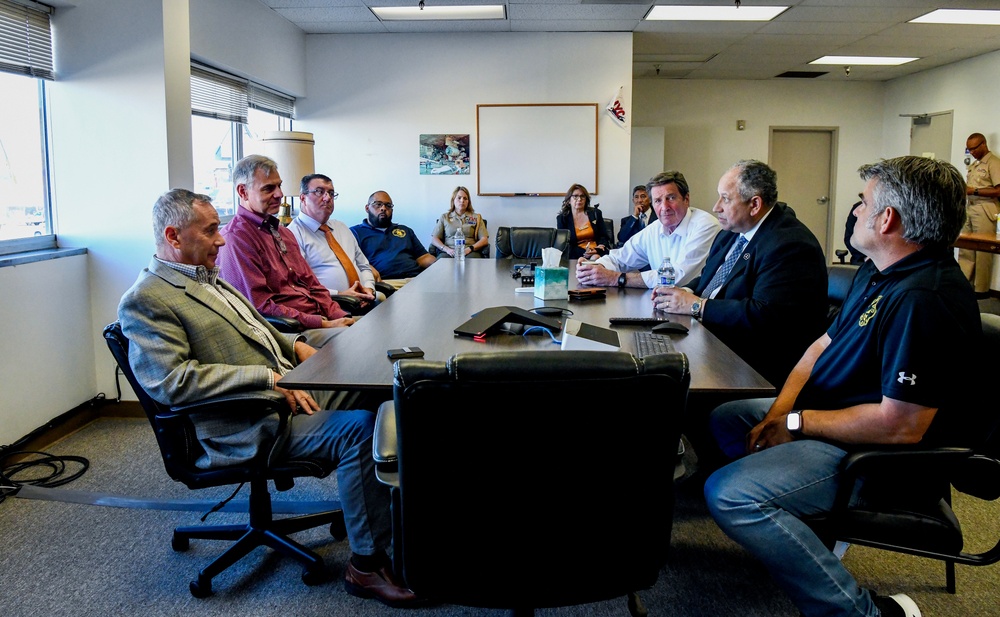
left=189, top=0, right=306, bottom=96
left=0, top=0, right=301, bottom=446
left=0, top=256, right=93, bottom=443
left=297, top=32, right=633, bottom=246
left=632, top=78, right=886, bottom=257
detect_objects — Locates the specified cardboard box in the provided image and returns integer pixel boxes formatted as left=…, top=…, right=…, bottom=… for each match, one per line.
left=533, top=266, right=568, bottom=300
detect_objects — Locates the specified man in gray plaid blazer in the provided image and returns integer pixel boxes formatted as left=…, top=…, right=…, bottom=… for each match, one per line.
left=117, top=188, right=423, bottom=608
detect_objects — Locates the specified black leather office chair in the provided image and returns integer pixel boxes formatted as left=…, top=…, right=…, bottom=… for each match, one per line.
left=494, top=226, right=571, bottom=260
left=373, top=350, right=690, bottom=616
left=103, top=322, right=347, bottom=598
left=803, top=313, right=1000, bottom=594
left=826, top=263, right=858, bottom=324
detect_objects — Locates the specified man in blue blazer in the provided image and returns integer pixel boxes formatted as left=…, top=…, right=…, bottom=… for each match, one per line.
left=118, top=189, right=423, bottom=608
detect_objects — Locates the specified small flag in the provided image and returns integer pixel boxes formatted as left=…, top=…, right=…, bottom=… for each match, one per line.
left=605, top=86, right=628, bottom=133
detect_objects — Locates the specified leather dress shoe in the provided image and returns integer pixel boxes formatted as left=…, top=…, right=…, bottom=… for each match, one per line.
left=344, top=562, right=429, bottom=608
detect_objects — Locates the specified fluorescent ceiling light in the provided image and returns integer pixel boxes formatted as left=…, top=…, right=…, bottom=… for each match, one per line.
left=645, top=5, right=788, bottom=21
left=810, top=55, right=918, bottom=66
left=910, top=9, right=1000, bottom=26
left=371, top=5, right=505, bottom=21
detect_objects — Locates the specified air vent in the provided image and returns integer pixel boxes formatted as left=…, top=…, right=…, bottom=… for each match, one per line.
left=775, top=71, right=828, bottom=78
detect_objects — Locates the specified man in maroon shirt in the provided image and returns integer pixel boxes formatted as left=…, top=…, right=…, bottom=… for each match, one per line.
left=217, top=155, right=353, bottom=348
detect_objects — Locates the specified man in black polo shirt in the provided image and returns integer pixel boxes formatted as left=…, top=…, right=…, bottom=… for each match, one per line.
left=704, top=156, right=982, bottom=617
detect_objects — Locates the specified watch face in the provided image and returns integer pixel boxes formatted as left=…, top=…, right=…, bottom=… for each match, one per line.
left=786, top=412, right=801, bottom=432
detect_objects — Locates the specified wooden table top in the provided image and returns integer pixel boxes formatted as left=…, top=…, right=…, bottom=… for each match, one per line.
left=954, top=231, right=1000, bottom=254
left=281, top=258, right=775, bottom=399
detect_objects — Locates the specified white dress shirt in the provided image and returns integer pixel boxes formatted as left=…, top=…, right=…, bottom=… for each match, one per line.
left=287, top=213, right=377, bottom=294
left=595, top=207, right=721, bottom=288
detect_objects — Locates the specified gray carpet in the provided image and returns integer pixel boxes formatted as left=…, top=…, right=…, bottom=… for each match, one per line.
left=1, top=417, right=998, bottom=617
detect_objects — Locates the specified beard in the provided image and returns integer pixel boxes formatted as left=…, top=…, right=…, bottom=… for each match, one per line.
left=368, top=211, right=392, bottom=228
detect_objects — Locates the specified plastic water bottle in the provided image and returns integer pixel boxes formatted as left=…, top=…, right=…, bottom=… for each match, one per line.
left=454, top=228, right=465, bottom=262
left=657, top=257, right=676, bottom=289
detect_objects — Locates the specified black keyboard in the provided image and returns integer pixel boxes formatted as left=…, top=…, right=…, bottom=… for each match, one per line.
left=609, top=316, right=671, bottom=326
left=633, top=331, right=677, bottom=358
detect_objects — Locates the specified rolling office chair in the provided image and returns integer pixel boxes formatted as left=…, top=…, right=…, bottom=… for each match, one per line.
left=103, top=322, right=347, bottom=598
left=372, top=350, right=690, bottom=616
left=803, top=313, right=1000, bottom=594
left=494, top=226, right=571, bottom=260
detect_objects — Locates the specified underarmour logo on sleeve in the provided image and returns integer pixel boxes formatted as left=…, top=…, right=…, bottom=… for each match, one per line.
left=897, top=372, right=917, bottom=385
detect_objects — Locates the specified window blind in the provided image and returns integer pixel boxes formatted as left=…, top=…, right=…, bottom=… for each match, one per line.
left=0, top=0, right=53, bottom=80
left=249, top=83, right=295, bottom=119
left=191, top=62, right=296, bottom=123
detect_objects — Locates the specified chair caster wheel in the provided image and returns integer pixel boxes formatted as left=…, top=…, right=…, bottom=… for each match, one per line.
left=329, top=518, right=347, bottom=541
left=189, top=577, right=212, bottom=598
left=302, top=567, right=326, bottom=586
left=172, top=534, right=190, bottom=552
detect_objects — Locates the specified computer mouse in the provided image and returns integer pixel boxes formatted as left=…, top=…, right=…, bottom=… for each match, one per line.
left=652, top=321, right=689, bottom=335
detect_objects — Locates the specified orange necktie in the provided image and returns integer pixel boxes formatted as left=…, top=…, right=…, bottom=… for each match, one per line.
left=319, top=224, right=361, bottom=288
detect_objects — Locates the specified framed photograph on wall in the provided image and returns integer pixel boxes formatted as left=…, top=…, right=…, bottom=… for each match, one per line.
left=419, top=134, right=470, bottom=175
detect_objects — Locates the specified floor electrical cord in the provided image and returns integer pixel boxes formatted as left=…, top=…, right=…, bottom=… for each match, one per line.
left=0, top=450, right=90, bottom=505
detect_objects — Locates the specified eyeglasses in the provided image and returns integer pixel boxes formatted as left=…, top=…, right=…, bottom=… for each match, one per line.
left=968, top=142, right=985, bottom=151
left=370, top=201, right=394, bottom=211
left=304, top=188, right=338, bottom=199
left=570, top=194, right=587, bottom=200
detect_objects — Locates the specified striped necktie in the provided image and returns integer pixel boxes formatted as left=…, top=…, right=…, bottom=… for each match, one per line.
left=703, top=235, right=747, bottom=296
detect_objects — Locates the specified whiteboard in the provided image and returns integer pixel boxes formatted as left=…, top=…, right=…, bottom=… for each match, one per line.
left=477, top=103, right=598, bottom=197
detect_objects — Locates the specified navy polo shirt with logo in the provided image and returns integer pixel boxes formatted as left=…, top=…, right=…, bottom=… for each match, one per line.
left=351, top=220, right=429, bottom=279
left=795, top=247, right=981, bottom=446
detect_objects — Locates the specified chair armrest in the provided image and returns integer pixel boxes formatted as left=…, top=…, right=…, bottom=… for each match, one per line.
left=167, top=389, right=288, bottom=417
left=830, top=446, right=974, bottom=509
left=372, top=400, right=399, bottom=487
left=330, top=294, right=363, bottom=315
left=265, top=315, right=305, bottom=333
left=374, top=281, right=396, bottom=298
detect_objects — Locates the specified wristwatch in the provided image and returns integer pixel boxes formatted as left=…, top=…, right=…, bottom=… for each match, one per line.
left=974, top=188, right=980, bottom=196
left=618, top=273, right=627, bottom=288
left=690, top=299, right=702, bottom=319
left=786, top=411, right=803, bottom=437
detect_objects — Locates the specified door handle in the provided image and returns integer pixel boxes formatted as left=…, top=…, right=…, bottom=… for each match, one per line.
left=816, top=196, right=829, bottom=204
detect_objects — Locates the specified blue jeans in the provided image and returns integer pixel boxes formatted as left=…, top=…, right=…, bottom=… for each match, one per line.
left=704, top=398, right=879, bottom=617
left=281, top=407, right=392, bottom=558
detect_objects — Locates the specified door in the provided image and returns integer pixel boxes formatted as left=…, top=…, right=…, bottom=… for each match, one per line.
left=770, top=129, right=835, bottom=259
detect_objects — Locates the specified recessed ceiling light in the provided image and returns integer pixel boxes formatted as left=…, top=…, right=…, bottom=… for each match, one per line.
left=645, top=5, right=788, bottom=21
left=910, top=9, right=1000, bottom=26
left=810, top=56, right=918, bottom=66
left=371, top=5, right=506, bottom=21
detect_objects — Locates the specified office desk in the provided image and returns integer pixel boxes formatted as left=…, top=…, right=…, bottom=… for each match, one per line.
left=954, top=231, right=1000, bottom=254
left=282, top=259, right=774, bottom=401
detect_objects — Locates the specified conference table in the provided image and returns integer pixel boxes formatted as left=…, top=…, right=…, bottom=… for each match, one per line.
left=954, top=231, right=1000, bottom=254
left=281, top=258, right=775, bottom=406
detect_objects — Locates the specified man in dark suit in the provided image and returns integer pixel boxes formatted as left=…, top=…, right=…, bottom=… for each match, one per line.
left=653, top=160, right=827, bottom=386
left=118, top=188, right=424, bottom=608
left=653, top=161, right=828, bottom=469
left=616, top=185, right=652, bottom=247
